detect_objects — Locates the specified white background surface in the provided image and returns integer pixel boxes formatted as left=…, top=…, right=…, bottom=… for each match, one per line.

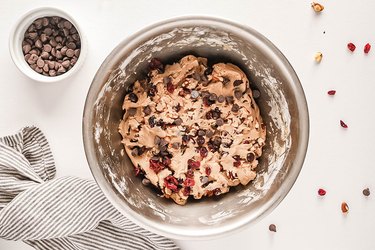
left=1, top=0, right=375, bottom=249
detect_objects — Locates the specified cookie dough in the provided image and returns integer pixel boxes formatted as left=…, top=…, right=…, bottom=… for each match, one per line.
left=119, top=55, right=266, bottom=205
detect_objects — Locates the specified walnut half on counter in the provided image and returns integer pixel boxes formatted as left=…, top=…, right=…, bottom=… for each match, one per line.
left=119, top=55, right=266, bottom=205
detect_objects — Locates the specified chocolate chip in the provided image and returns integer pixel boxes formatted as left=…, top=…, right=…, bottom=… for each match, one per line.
left=163, top=76, right=171, bottom=85
left=205, top=111, right=213, bottom=120
left=191, top=90, right=199, bottom=99
left=226, top=96, right=234, bottom=104
left=197, top=136, right=205, bottom=146
left=172, top=142, right=180, bottom=149
left=57, top=66, right=66, bottom=74
left=252, top=89, right=261, bottom=99
left=154, top=136, right=161, bottom=145
left=148, top=116, right=156, bottom=127
left=22, top=44, right=31, bottom=54
left=234, top=90, right=243, bottom=100
left=174, top=118, right=183, bottom=126
left=182, top=135, right=190, bottom=144
left=214, top=188, right=221, bottom=196
left=49, top=69, right=56, bottom=76
left=137, top=146, right=146, bottom=156
left=173, top=103, right=181, bottom=112
left=269, top=224, right=277, bottom=232
left=213, top=137, right=221, bottom=146
left=233, top=79, right=243, bottom=86
left=209, top=93, right=217, bottom=102
left=197, top=129, right=206, bottom=136
left=159, top=138, right=168, bottom=147
left=66, top=49, right=74, bottom=58
left=212, top=108, right=221, bottom=119
left=247, top=153, right=255, bottom=162
left=231, top=104, right=240, bottom=112
left=159, top=145, right=168, bottom=152
left=216, top=118, right=224, bottom=126
left=206, top=130, right=214, bottom=138
left=200, top=176, right=209, bottom=185
left=143, top=106, right=151, bottom=115
left=222, top=77, right=230, bottom=85
left=61, top=60, right=70, bottom=68
left=131, top=147, right=138, bottom=157
left=36, top=58, right=44, bottom=68
left=192, top=72, right=201, bottom=81
left=41, top=51, right=49, bottom=59
left=27, top=54, right=38, bottom=64
left=217, top=95, right=225, bottom=103
left=128, top=93, right=138, bottom=103
left=363, top=188, right=371, bottom=196
left=142, top=178, right=151, bottom=186
left=128, top=108, right=137, bottom=116
left=204, top=67, right=213, bottom=76
left=67, top=42, right=76, bottom=50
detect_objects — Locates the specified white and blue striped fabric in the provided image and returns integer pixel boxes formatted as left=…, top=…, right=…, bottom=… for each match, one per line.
left=0, top=127, right=179, bottom=250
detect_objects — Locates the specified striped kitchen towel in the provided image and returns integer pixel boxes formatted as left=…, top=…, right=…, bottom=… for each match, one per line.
left=0, top=126, right=179, bottom=250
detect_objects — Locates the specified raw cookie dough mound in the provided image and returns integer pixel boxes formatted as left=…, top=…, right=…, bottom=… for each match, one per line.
left=119, top=55, right=266, bottom=205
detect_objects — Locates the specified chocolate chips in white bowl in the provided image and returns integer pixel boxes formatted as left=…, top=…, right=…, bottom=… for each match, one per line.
left=22, top=16, right=81, bottom=77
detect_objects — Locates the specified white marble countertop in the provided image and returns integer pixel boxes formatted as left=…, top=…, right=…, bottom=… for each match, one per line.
left=1, top=0, right=375, bottom=249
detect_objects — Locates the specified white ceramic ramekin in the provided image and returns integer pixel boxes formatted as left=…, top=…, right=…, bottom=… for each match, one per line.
left=9, top=7, right=87, bottom=82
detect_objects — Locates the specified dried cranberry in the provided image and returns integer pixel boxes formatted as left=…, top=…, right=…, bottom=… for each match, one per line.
left=200, top=147, right=208, bottom=158
left=186, top=169, right=194, bottom=178
left=167, top=82, right=175, bottom=93
left=318, top=188, right=326, bottom=196
left=233, top=160, right=241, bottom=167
left=205, top=167, right=211, bottom=176
left=183, top=186, right=191, bottom=196
left=164, top=175, right=178, bottom=192
left=149, top=158, right=164, bottom=174
left=364, top=43, right=371, bottom=53
left=205, top=111, right=213, bottom=119
left=134, top=166, right=141, bottom=176
left=243, top=140, right=250, bottom=144
left=187, top=159, right=200, bottom=170
left=327, top=90, right=336, bottom=96
left=149, top=58, right=164, bottom=71
left=148, top=116, right=156, bottom=127
left=197, top=136, right=205, bottom=146
left=340, top=120, right=348, bottom=128
left=347, top=42, right=356, bottom=52
left=184, top=178, right=195, bottom=187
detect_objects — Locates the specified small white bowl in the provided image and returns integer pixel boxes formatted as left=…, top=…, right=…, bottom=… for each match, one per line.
left=9, top=7, right=87, bottom=83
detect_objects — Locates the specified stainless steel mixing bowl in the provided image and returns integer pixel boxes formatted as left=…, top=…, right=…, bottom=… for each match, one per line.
left=83, top=16, right=309, bottom=240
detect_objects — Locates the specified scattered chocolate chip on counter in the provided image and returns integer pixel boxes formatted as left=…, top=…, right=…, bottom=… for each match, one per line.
left=269, top=224, right=277, bottom=232
left=22, top=16, right=81, bottom=76
left=363, top=188, right=370, bottom=197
